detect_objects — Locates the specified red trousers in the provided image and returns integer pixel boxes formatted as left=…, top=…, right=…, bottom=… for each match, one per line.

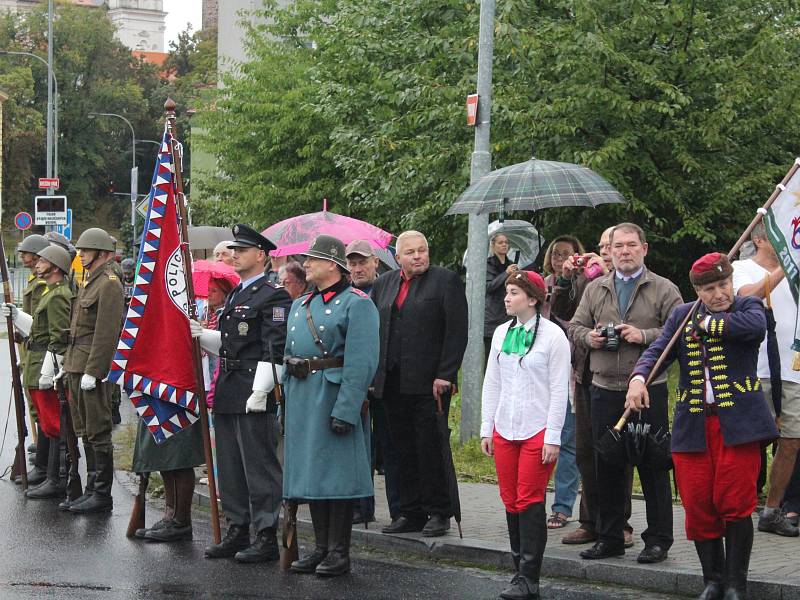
left=28, top=388, right=60, bottom=439
left=673, top=415, right=760, bottom=540
left=493, top=429, right=555, bottom=513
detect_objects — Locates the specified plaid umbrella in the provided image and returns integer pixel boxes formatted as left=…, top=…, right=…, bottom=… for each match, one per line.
left=446, top=157, right=626, bottom=215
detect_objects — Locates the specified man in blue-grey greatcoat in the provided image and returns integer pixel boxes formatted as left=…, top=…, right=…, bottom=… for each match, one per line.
left=283, top=234, right=379, bottom=577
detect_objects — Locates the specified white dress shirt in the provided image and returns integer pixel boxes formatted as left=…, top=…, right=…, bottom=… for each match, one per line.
left=480, top=314, right=571, bottom=444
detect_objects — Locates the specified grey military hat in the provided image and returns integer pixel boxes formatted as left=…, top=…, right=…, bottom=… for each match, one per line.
left=18, top=234, right=49, bottom=254
left=36, top=245, right=72, bottom=274
left=75, top=227, right=116, bottom=252
left=303, top=234, right=349, bottom=271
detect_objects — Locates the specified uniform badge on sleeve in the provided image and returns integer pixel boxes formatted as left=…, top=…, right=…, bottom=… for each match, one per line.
left=272, top=307, right=286, bottom=322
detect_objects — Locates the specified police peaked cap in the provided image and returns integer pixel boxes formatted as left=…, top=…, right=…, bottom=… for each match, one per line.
left=303, top=234, right=349, bottom=271
left=227, top=224, right=276, bottom=253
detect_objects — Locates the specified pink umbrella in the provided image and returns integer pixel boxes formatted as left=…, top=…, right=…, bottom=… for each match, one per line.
left=262, top=210, right=393, bottom=258
left=191, top=259, right=240, bottom=298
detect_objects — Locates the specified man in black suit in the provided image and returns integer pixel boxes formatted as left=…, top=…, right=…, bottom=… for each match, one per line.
left=370, top=230, right=468, bottom=537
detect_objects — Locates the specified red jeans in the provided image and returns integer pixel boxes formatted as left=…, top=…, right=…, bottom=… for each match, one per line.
left=493, top=429, right=555, bottom=513
left=673, top=415, right=760, bottom=540
left=28, top=388, right=60, bottom=439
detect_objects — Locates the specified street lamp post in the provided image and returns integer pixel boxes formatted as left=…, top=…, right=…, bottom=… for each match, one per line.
left=89, top=112, right=137, bottom=233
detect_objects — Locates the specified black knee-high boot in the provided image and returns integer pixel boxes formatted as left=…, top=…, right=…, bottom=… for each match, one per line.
left=291, top=500, right=330, bottom=573
left=25, top=435, right=65, bottom=499
left=723, top=518, right=753, bottom=600
left=501, top=503, right=545, bottom=600
left=694, top=539, right=724, bottom=600
left=315, top=500, right=354, bottom=577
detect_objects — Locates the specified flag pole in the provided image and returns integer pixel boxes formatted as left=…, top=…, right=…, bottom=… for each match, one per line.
left=164, top=98, right=221, bottom=544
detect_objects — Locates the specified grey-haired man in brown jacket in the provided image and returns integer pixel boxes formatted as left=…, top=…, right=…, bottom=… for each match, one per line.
left=569, top=223, right=681, bottom=564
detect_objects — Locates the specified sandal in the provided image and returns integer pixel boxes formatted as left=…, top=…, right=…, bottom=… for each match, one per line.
left=547, top=512, right=569, bottom=529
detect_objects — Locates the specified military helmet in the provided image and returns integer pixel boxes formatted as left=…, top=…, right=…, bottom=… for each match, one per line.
left=303, top=234, right=349, bottom=271
left=45, top=231, right=77, bottom=260
left=36, top=245, right=72, bottom=274
left=121, top=258, right=135, bottom=274
left=18, top=234, right=49, bottom=254
left=75, top=227, right=116, bottom=252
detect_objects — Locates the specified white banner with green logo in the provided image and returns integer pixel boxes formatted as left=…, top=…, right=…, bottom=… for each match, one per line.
left=763, top=165, right=800, bottom=353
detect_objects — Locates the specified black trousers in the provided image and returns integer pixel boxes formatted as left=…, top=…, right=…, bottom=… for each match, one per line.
left=590, top=384, right=673, bottom=550
left=575, top=381, right=634, bottom=533
left=384, top=388, right=451, bottom=520
left=371, top=399, right=401, bottom=519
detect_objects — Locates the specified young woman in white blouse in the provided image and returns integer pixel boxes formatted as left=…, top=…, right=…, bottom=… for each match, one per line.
left=481, top=270, right=571, bottom=600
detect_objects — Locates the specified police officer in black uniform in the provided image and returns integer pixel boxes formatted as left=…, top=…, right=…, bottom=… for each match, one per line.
left=191, top=224, right=291, bottom=563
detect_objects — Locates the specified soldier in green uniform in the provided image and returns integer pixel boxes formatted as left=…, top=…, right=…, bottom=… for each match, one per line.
left=62, top=228, right=125, bottom=514
left=2, top=245, right=75, bottom=499
left=283, top=235, right=379, bottom=577
left=16, top=234, right=50, bottom=486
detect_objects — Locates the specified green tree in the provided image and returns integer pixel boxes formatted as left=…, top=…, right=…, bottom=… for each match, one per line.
left=193, top=11, right=341, bottom=229
left=0, top=3, right=161, bottom=243
left=200, top=0, right=800, bottom=283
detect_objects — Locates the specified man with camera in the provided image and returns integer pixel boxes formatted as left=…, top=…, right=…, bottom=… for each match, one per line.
left=569, top=223, right=682, bottom=563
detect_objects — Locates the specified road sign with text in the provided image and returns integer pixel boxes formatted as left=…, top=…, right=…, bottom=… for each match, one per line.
left=38, top=177, right=60, bottom=190
left=34, top=195, right=67, bottom=225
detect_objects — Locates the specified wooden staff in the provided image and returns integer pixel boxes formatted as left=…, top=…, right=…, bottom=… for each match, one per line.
left=609, top=159, right=800, bottom=433
left=0, top=232, right=27, bottom=489
left=164, top=98, right=221, bottom=544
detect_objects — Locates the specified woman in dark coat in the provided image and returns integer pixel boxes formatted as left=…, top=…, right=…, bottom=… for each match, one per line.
left=485, top=233, right=516, bottom=358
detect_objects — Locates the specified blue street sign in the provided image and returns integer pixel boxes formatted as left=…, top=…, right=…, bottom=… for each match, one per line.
left=14, top=211, right=32, bottom=231
left=56, top=208, right=72, bottom=240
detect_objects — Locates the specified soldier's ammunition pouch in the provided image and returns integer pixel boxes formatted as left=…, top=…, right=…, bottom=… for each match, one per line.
left=219, top=358, right=258, bottom=372
left=25, top=340, right=49, bottom=352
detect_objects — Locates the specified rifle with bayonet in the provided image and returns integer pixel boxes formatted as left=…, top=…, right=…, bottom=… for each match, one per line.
left=272, top=344, right=298, bottom=570
left=0, top=233, right=28, bottom=489
left=52, top=353, right=81, bottom=501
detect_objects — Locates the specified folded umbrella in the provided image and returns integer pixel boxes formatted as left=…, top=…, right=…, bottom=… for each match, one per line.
left=434, top=391, right=463, bottom=538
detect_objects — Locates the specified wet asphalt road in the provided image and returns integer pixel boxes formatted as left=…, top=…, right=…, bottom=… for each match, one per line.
left=0, top=336, right=509, bottom=599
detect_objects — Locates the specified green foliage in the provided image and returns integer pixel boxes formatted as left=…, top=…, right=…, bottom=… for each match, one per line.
left=0, top=3, right=162, bottom=244
left=198, top=0, right=800, bottom=284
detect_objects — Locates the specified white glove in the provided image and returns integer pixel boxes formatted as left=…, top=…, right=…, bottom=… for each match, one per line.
left=54, top=368, right=66, bottom=382
left=245, top=362, right=285, bottom=413
left=80, top=374, right=97, bottom=391
left=245, top=390, right=269, bottom=413
left=39, top=352, right=64, bottom=389
left=189, top=319, right=222, bottom=354
left=2, top=303, right=32, bottom=336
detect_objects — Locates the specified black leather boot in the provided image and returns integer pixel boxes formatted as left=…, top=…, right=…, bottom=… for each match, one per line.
left=70, top=446, right=113, bottom=514
left=234, top=527, right=280, bottom=563
left=501, top=503, right=545, bottom=600
left=60, top=442, right=93, bottom=511
left=204, top=523, right=250, bottom=559
left=695, top=539, right=724, bottom=600
left=316, top=500, right=354, bottom=577
left=137, top=471, right=176, bottom=539
left=20, top=427, right=49, bottom=486
left=723, top=518, right=753, bottom=600
left=145, top=469, right=194, bottom=543
left=291, top=500, right=329, bottom=573
left=26, top=436, right=65, bottom=499
left=500, top=511, right=521, bottom=594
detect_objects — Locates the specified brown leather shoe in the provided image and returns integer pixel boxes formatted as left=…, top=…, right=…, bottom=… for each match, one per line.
left=562, top=526, right=597, bottom=545
left=624, top=529, right=634, bottom=548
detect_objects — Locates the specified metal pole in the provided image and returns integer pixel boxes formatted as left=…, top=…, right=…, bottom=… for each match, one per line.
left=46, top=0, right=54, bottom=204
left=460, top=0, right=495, bottom=443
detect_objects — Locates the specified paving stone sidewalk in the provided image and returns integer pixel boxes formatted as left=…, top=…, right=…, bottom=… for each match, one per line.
left=196, top=475, right=800, bottom=599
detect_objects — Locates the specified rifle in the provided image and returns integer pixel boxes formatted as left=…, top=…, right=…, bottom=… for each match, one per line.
left=127, top=472, right=149, bottom=538
left=271, top=344, right=298, bottom=570
left=52, top=353, right=81, bottom=501
left=0, top=232, right=28, bottom=489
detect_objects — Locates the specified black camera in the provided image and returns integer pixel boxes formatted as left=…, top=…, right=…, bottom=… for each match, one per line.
left=597, top=323, right=620, bottom=351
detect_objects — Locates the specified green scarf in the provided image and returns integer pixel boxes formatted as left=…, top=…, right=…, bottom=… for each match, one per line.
left=501, top=323, right=535, bottom=356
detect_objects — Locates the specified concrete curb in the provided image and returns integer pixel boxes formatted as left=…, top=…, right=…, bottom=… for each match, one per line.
left=114, top=474, right=798, bottom=600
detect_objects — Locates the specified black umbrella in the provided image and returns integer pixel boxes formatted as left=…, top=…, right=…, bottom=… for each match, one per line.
left=594, top=409, right=630, bottom=464
left=435, top=390, right=463, bottom=538
left=624, top=418, right=650, bottom=466
left=643, top=427, right=673, bottom=471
